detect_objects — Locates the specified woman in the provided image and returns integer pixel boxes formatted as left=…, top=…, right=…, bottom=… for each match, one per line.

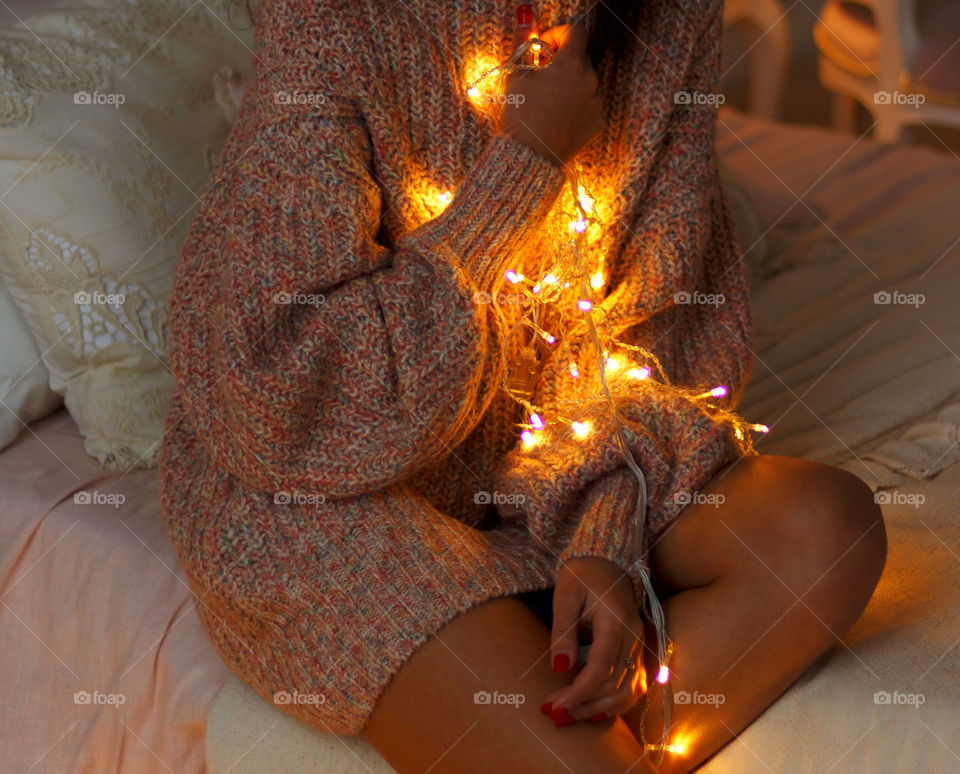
left=158, top=1, right=887, bottom=771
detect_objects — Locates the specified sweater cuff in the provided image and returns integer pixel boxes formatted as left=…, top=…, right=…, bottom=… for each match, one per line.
left=557, top=468, right=652, bottom=613
left=408, top=132, right=568, bottom=291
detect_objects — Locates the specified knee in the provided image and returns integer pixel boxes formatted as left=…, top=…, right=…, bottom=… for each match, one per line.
left=736, top=456, right=888, bottom=627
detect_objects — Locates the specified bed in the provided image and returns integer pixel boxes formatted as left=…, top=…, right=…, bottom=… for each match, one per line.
left=2, top=106, right=958, bottom=773
left=1, top=3, right=959, bottom=772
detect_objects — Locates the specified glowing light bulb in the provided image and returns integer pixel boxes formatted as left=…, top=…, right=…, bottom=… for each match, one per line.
left=530, top=413, right=544, bottom=430
left=505, top=270, right=524, bottom=284
left=655, top=665, right=670, bottom=684
left=521, top=430, right=538, bottom=448
left=571, top=421, right=590, bottom=438
left=569, top=363, right=580, bottom=378
left=645, top=740, right=687, bottom=756
left=543, top=333, right=556, bottom=345
left=590, top=271, right=604, bottom=289
left=437, top=190, right=452, bottom=207
left=628, top=367, right=650, bottom=380
left=543, top=273, right=558, bottom=284
left=571, top=218, right=588, bottom=233
left=697, top=385, right=729, bottom=400
left=532, top=284, right=541, bottom=294
left=753, top=423, right=770, bottom=433
left=577, top=299, right=593, bottom=312
left=605, top=355, right=622, bottom=372
left=466, top=86, right=480, bottom=100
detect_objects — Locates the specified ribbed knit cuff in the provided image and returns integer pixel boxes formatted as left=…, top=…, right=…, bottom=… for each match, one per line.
left=408, top=132, right=568, bottom=291
left=557, top=468, right=644, bottom=582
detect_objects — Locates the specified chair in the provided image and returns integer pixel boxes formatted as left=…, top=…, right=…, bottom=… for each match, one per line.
left=723, top=0, right=792, bottom=120
left=814, top=0, right=960, bottom=142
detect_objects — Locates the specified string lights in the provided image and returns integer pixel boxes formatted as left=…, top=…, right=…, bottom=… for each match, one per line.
left=427, top=28, right=770, bottom=763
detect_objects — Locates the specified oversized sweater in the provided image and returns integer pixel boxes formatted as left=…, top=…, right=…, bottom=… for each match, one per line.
left=158, top=0, right=753, bottom=735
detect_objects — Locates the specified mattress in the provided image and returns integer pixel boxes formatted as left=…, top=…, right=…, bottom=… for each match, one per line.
left=1, top=108, right=958, bottom=773
left=0, top=409, right=231, bottom=773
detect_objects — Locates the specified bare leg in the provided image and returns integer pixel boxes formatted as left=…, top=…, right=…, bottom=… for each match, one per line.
left=363, top=596, right=656, bottom=774
left=623, top=455, right=887, bottom=773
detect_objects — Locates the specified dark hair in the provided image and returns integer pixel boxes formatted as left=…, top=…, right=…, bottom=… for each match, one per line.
left=228, top=2, right=640, bottom=63
left=586, top=2, right=643, bottom=71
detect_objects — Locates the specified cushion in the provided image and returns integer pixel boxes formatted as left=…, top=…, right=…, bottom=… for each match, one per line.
left=0, top=0, right=254, bottom=469
left=0, top=277, right=62, bottom=450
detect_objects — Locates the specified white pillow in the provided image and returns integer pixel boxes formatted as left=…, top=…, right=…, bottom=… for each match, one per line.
left=0, top=277, right=62, bottom=450
left=0, top=0, right=254, bottom=469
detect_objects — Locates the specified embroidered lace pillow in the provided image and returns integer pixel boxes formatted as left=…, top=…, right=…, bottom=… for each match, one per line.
left=0, top=0, right=254, bottom=469
left=0, top=276, right=63, bottom=450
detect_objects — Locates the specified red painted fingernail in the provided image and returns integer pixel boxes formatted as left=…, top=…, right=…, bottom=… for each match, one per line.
left=551, top=707, right=577, bottom=727
left=552, top=653, right=571, bottom=673
left=540, top=702, right=553, bottom=715
left=550, top=705, right=573, bottom=721
left=588, top=713, right=608, bottom=723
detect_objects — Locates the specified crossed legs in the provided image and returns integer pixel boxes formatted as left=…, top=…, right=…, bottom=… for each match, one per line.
left=362, top=455, right=887, bottom=773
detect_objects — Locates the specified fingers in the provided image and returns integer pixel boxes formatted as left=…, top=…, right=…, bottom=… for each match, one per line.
left=550, top=613, right=620, bottom=713
left=569, top=675, right=644, bottom=725
left=610, top=630, right=638, bottom=692
left=550, top=582, right=582, bottom=676
left=511, top=3, right=538, bottom=52
left=543, top=21, right=588, bottom=64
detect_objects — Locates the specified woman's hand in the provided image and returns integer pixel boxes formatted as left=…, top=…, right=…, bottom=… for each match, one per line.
left=542, top=557, right=646, bottom=725
left=499, top=22, right=605, bottom=165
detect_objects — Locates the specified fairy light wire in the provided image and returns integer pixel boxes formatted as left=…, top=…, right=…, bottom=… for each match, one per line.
left=460, top=34, right=770, bottom=760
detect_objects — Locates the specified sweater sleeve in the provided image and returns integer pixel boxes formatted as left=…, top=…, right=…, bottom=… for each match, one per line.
left=492, top=1, right=751, bottom=596
left=168, top=11, right=567, bottom=499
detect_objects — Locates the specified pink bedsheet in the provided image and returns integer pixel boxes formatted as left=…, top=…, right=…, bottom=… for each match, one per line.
left=0, top=408, right=229, bottom=773
left=4, top=106, right=960, bottom=774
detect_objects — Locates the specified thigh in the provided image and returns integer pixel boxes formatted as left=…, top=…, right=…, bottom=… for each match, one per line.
left=362, top=596, right=649, bottom=774
left=649, top=453, right=885, bottom=599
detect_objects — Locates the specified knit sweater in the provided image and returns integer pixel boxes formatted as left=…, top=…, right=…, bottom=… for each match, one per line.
left=158, top=0, right=753, bottom=735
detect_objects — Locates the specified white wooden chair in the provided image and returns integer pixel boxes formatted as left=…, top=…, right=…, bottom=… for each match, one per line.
left=814, top=0, right=960, bottom=142
left=723, top=0, right=792, bottom=120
